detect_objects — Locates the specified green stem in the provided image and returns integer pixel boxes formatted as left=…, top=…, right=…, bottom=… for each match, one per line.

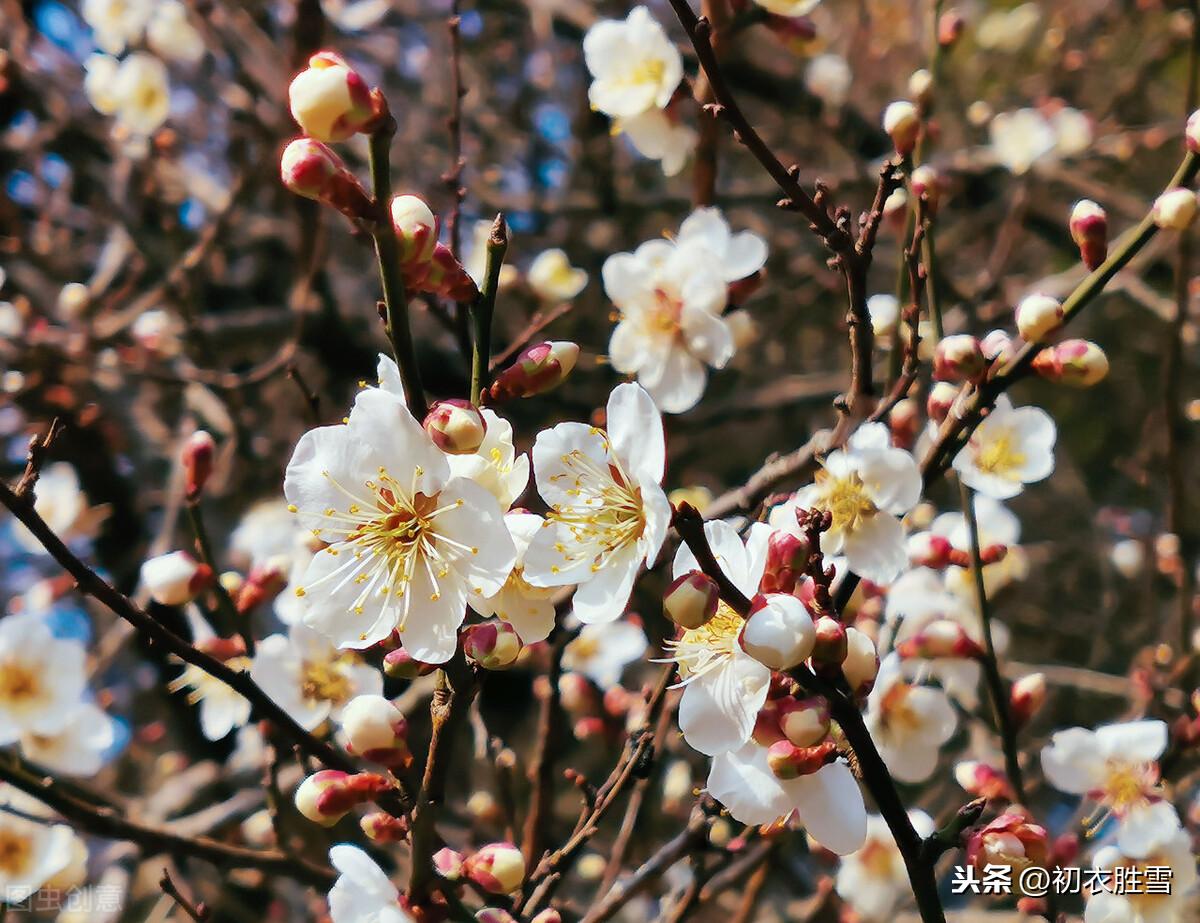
left=470, top=214, right=508, bottom=404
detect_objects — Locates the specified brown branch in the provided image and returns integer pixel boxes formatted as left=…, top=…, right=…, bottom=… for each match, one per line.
left=14, top=418, right=64, bottom=498
left=159, top=869, right=211, bottom=922
left=521, top=633, right=567, bottom=869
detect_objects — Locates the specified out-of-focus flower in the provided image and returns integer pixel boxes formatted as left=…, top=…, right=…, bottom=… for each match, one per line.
left=0, top=804, right=74, bottom=904
left=327, top=844, right=412, bottom=923
left=284, top=385, right=515, bottom=661
left=952, top=395, right=1056, bottom=499
left=82, top=0, right=154, bottom=55
left=0, top=614, right=87, bottom=745
left=131, top=308, right=184, bottom=355
left=1084, top=828, right=1196, bottom=923
left=527, top=249, right=588, bottom=302
left=110, top=53, right=171, bottom=136
left=168, top=610, right=252, bottom=741
left=835, top=812, right=935, bottom=920
left=676, top=207, right=769, bottom=286
left=289, top=51, right=375, bottom=142
left=18, top=701, right=117, bottom=777
left=989, top=108, right=1057, bottom=174
left=251, top=624, right=381, bottom=731
left=562, top=621, right=648, bottom=688
left=583, top=7, right=683, bottom=119
left=140, top=550, right=212, bottom=606
left=868, top=294, right=900, bottom=342
left=468, top=513, right=557, bottom=644
left=976, top=4, right=1041, bottom=53
left=618, top=108, right=697, bottom=176
left=865, top=654, right=957, bottom=783
left=1051, top=107, right=1092, bottom=157
left=12, top=463, right=108, bottom=556
left=753, top=0, right=820, bottom=15
left=805, top=54, right=852, bottom=109
left=83, top=53, right=120, bottom=115
left=146, top=0, right=205, bottom=63
left=523, top=383, right=669, bottom=623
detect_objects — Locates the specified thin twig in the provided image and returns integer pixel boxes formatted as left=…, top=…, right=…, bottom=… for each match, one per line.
left=159, top=869, right=211, bottom=922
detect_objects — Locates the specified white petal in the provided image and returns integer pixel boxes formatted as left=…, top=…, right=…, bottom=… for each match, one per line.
left=1041, top=727, right=1105, bottom=794
left=645, top=348, right=708, bottom=414
left=678, top=653, right=770, bottom=756
left=722, top=231, right=768, bottom=282
left=571, top=542, right=641, bottom=624
left=607, top=382, right=665, bottom=485
left=1115, top=801, right=1181, bottom=858
left=1095, top=719, right=1168, bottom=763
left=681, top=310, right=735, bottom=369
left=707, top=744, right=794, bottom=825
left=788, top=761, right=868, bottom=854
left=841, top=512, right=909, bottom=585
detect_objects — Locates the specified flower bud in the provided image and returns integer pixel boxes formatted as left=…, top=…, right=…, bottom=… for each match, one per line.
left=980, top=329, right=1017, bottom=365
left=890, top=397, right=921, bottom=449
left=933, top=334, right=986, bottom=382
left=739, top=594, right=817, bottom=670
left=1009, top=672, right=1046, bottom=727
left=1152, top=187, right=1199, bottom=231
left=140, top=551, right=212, bottom=606
left=464, top=842, right=526, bottom=895
left=361, top=811, right=408, bottom=843
left=424, top=399, right=487, bottom=455
left=760, top=531, right=810, bottom=595
left=57, top=282, right=90, bottom=320
left=882, top=100, right=921, bottom=156
left=340, top=695, right=412, bottom=768
left=955, top=759, right=1016, bottom=801
left=663, top=570, right=719, bottom=630
left=1014, top=294, right=1064, bottom=344
left=383, top=647, right=437, bottom=679
left=462, top=621, right=522, bottom=670
left=488, top=341, right=580, bottom=402
left=1187, top=109, right=1200, bottom=153
left=235, top=556, right=289, bottom=613
left=908, top=69, right=933, bottom=111
left=280, top=138, right=373, bottom=220
left=1069, top=199, right=1108, bottom=269
left=182, top=431, right=216, bottom=500
left=926, top=380, right=959, bottom=424
left=910, top=164, right=940, bottom=214
left=766, top=739, right=837, bottom=780
left=883, top=188, right=908, bottom=230
left=476, top=911, right=517, bottom=923
left=390, top=194, right=440, bottom=264
left=752, top=699, right=786, bottom=747
left=558, top=672, right=596, bottom=713
left=966, top=809, right=1050, bottom=881
left=1032, top=338, right=1109, bottom=387
left=896, top=619, right=984, bottom=660
left=294, top=769, right=391, bottom=826
left=531, top=910, right=563, bottom=923
left=810, top=616, right=848, bottom=667
left=907, top=532, right=954, bottom=568
left=433, top=847, right=466, bottom=880
left=776, top=696, right=831, bottom=747
left=841, top=626, right=880, bottom=695
left=418, top=243, right=480, bottom=302
left=288, top=51, right=375, bottom=142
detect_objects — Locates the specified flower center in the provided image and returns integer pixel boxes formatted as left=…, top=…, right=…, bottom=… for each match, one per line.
left=974, top=430, right=1026, bottom=479
left=625, top=58, right=666, bottom=88
left=665, top=605, right=743, bottom=682
left=300, top=655, right=355, bottom=706
left=878, top=682, right=924, bottom=735
left=0, top=660, right=46, bottom=715
left=815, top=471, right=877, bottom=534
left=647, top=289, right=683, bottom=338
left=858, top=838, right=898, bottom=878
left=1100, top=761, right=1158, bottom=813
left=0, top=829, right=32, bottom=876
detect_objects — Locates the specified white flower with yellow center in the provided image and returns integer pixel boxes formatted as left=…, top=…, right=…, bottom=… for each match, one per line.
left=0, top=799, right=73, bottom=904
left=864, top=654, right=957, bottom=783
left=791, top=423, right=922, bottom=585
left=0, top=614, right=87, bottom=745
left=1085, top=828, right=1196, bottom=923
left=111, top=52, right=172, bottom=136
left=1041, top=720, right=1181, bottom=858
left=707, top=741, right=867, bottom=853
left=664, top=520, right=773, bottom=756
left=835, top=812, right=936, bottom=921
left=953, top=395, right=1056, bottom=499
left=19, top=701, right=117, bottom=778
left=527, top=249, right=588, bottom=303
left=523, top=382, right=670, bottom=624
left=562, top=621, right=649, bottom=688
left=604, top=239, right=733, bottom=413
left=146, top=0, right=205, bottom=64
left=82, top=0, right=154, bottom=55
left=584, top=6, right=683, bottom=120
left=251, top=624, right=382, bottom=732
left=469, top=512, right=558, bottom=644
left=285, top=386, right=515, bottom=661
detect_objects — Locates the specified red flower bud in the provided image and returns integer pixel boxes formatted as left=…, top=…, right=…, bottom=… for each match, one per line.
left=766, top=739, right=838, bottom=780
left=424, top=399, right=487, bottom=455
left=1069, top=200, right=1108, bottom=270
left=933, top=335, right=986, bottom=382
left=488, top=341, right=580, bottom=402
left=182, top=431, right=215, bottom=500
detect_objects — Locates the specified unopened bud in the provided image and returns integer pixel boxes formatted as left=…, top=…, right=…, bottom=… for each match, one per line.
left=910, top=164, right=940, bottom=213
left=531, top=910, right=563, bottom=923
left=1069, top=199, right=1108, bottom=269
left=476, top=911, right=517, bottom=923
left=141, top=551, right=212, bottom=606
left=955, top=759, right=1015, bottom=801
left=752, top=699, right=786, bottom=747
left=462, top=621, right=522, bottom=670
left=390, top=194, right=439, bottom=264
left=557, top=672, right=596, bottom=713
left=340, top=695, right=411, bottom=768
left=464, top=842, right=526, bottom=895
left=1015, top=294, right=1064, bottom=344
left=294, top=769, right=391, bottom=826
left=883, top=100, right=921, bottom=157
left=361, top=811, right=408, bottom=843
left=841, top=626, right=880, bottom=695
left=908, top=69, right=933, bottom=110
left=926, top=380, right=959, bottom=424
left=890, top=398, right=920, bottom=448
left=1152, top=187, right=1199, bottom=231
left=288, top=51, right=375, bottom=142
left=777, top=696, right=831, bottom=747
left=907, top=532, right=954, bottom=568
left=180, top=432, right=216, bottom=501
left=766, top=739, right=837, bottom=780
left=235, top=556, right=289, bottom=613
left=896, top=619, right=984, bottom=660
left=424, top=399, right=487, bottom=454
left=383, top=647, right=436, bottom=679
left=1187, top=109, right=1200, bottom=153
left=933, top=335, right=986, bottom=382
left=739, top=594, right=817, bottom=670
left=938, top=9, right=965, bottom=47
left=966, top=809, right=1050, bottom=881
left=810, top=616, right=848, bottom=666
left=1032, top=338, right=1109, bottom=387
left=280, top=138, right=373, bottom=220
left=761, top=530, right=810, bottom=594
left=980, top=329, right=1017, bottom=365
left=489, top=341, right=580, bottom=402
left=883, top=188, right=908, bottom=230
left=433, top=847, right=466, bottom=879
left=663, top=571, right=719, bottom=629
left=1009, top=672, right=1046, bottom=727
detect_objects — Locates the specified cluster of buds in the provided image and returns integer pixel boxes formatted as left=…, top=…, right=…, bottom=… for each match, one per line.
left=360, top=811, right=409, bottom=843
left=966, top=808, right=1050, bottom=883
left=1069, top=199, right=1108, bottom=269
left=288, top=51, right=378, bottom=142
left=663, top=570, right=720, bottom=629
left=293, top=769, right=392, bottom=826
left=1031, top=339, right=1109, bottom=387
left=760, top=531, right=810, bottom=595
left=280, top=138, right=373, bottom=222
left=487, top=341, right=580, bottom=402
left=1014, top=294, right=1064, bottom=344
left=140, top=550, right=213, bottom=607
left=339, top=694, right=412, bottom=768
left=382, top=646, right=438, bottom=680
left=1152, top=187, right=1199, bottom=231
left=882, top=100, right=921, bottom=157
left=896, top=620, right=985, bottom=661
left=182, top=431, right=215, bottom=500
left=462, top=620, right=522, bottom=670
left=461, top=842, right=526, bottom=895
left=424, top=399, right=487, bottom=455
left=1009, top=672, right=1047, bottom=727
left=753, top=694, right=838, bottom=780
left=391, top=195, right=478, bottom=302
left=933, top=334, right=986, bottom=382
left=739, top=594, right=817, bottom=671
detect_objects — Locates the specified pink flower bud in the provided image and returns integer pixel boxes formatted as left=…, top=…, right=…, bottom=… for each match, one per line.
left=1187, top=109, right=1200, bottom=153
left=926, top=380, right=959, bottom=424
left=980, top=329, right=1017, bottom=365
left=294, top=770, right=391, bottom=826
left=910, top=164, right=940, bottom=213
left=966, top=809, right=1050, bottom=880
left=433, top=847, right=466, bottom=879
left=663, top=571, right=719, bottom=630
left=1015, top=294, right=1064, bottom=344
left=955, top=759, right=1015, bottom=801
left=810, top=616, right=848, bottom=667
left=766, top=739, right=838, bottom=780
left=140, top=551, right=212, bottom=606
left=288, top=51, right=375, bottom=142
left=752, top=699, right=787, bottom=747
left=896, top=619, right=984, bottom=660
left=383, top=647, right=437, bottom=679
left=557, top=672, right=596, bottom=714
left=938, top=9, right=965, bottom=47
left=776, top=696, right=831, bottom=747
left=739, top=594, right=817, bottom=670
left=235, top=556, right=289, bottom=613
left=280, top=138, right=373, bottom=220
left=907, top=532, right=954, bottom=568
left=889, top=397, right=921, bottom=449
left=361, top=811, right=408, bottom=843
left=883, top=101, right=921, bottom=156
left=1152, top=187, right=1199, bottom=230
left=1009, top=672, right=1046, bottom=728
left=462, top=621, right=522, bottom=670
left=423, top=399, right=487, bottom=455
left=420, top=243, right=480, bottom=302
left=463, top=842, right=526, bottom=895
left=1032, top=338, right=1109, bottom=387
left=841, top=626, right=879, bottom=695
left=760, top=531, right=810, bottom=595
left=182, top=431, right=215, bottom=500
left=390, top=195, right=440, bottom=265
left=1069, top=199, right=1108, bottom=269
left=488, top=341, right=580, bottom=402
left=340, top=695, right=411, bottom=768
left=933, top=334, right=986, bottom=382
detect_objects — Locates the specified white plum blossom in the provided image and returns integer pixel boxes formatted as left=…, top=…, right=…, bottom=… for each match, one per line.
left=328, top=844, right=413, bottom=923
left=786, top=423, right=922, bottom=585
left=469, top=512, right=559, bottom=644
left=865, top=655, right=957, bottom=783
left=11, top=463, right=108, bottom=556
left=952, top=395, right=1056, bottom=500
left=583, top=7, right=683, bottom=120
left=168, top=608, right=252, bottom=741
left=251, top=624, right=382, bottom=731
left=82, top=0, right=154, bottom=55
left=0, top=613, right=88, bottom=744
left=527, top=249, right=588, bottom=302
left=0, top=800, right=74, bottom=904
left=664, top=520, right=773, bottom=755
left=19, top=701, right=117, bottom=777
left=707, top=742, right=867, bottom=853
left=805, top=54, right=852, bottom=109
left=675, top=207, right=769, bottom=286
left=523, top=382, right=670, bottom=624
left=1084, top=828, right=1197, bottom=923
left=284, top=385, right=516, bottom=661
left=562, top=621, right=649, bottom=688
left=989, top=108, right=1057, bottom=174
left=146, top=0, right=205, bottom=64
left=110, top=52, right=172, bottom=136
left=617, top=108, right=697, bottom=176
left=835, top=812, right=936, bottom=921
left=1041, top=720, right=1181, bottom=858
